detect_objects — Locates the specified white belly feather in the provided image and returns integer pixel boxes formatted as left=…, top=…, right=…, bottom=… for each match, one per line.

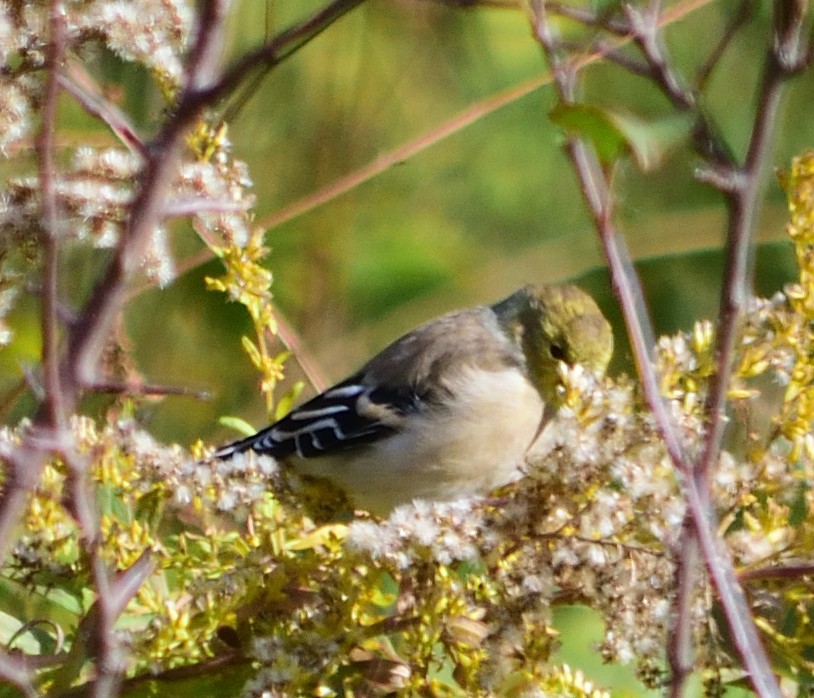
left=293, top=367, right=545, bottom=515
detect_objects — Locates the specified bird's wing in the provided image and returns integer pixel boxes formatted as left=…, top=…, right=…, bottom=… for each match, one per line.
left=213, top=306, right=526, bottom=461
left=212, top=375, right=423, bottom=460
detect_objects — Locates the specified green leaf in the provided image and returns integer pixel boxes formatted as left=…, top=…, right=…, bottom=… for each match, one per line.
left=240, top=335, right=263, bottom=369
left=217, top=416, right=257, bottom=437
left=550, top=103, right=628, bottom=165
left=549, top=103, right=691, bottom=170
left=274, top=380, right=304, bottom=421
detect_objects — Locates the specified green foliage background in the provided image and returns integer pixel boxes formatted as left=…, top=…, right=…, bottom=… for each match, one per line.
left=2, top=2, right=814, bottom=695
left=2, top=2, right=811, bottom=444
left=143, top=2, right=810, bottom=440
left=147, top=5, right=811, bottom=693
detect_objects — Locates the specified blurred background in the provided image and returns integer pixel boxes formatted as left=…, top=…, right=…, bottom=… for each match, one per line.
left=4, top=1, right=811, bottom=448
left=0, top=2, right=807, bottom=434
left=140, top=0, right=809, bottom=446
left=3, top=2, right=812, bottom=694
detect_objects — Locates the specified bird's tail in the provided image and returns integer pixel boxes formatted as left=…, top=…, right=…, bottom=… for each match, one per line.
left=212, top=433, right=261, bottom=459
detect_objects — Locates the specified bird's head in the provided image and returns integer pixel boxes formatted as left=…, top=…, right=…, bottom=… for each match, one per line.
left=494, top=284, right=613, bottom=405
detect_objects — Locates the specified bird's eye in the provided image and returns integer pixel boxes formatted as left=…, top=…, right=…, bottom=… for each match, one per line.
left=549, top=343, right=567, bottom=361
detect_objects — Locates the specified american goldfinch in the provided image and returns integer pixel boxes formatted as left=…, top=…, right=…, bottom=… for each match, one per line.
left=214, top=284, right=613, bottom=516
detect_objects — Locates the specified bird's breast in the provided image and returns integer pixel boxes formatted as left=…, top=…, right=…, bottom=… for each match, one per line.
left=292, top=366, right=546, bottom=516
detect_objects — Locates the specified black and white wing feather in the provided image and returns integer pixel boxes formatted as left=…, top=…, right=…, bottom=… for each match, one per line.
left=214, top=304, right=526, bottom=463
left=213, top=375, right=423, bottom=460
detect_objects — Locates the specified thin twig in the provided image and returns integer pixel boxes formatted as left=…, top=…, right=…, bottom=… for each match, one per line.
left=527, top=0, right=688, bottom=491
left=696, top=0, right=808, bottom=486
left=115, top=0, right=716, bottom=292
left=526, top=2, right=782, bottom=696
left=0, top=650, right=36, bottom=698
left=58, top=61, right=147, bottom=156
left=63, top=0, right=367, bottom=396
left=429, top=0, right=519, bottom=9
left=257, top=69, right=558, bottom=232
left=89, top=557, right=120, bottom=698
left=595, top=47, right=654, bottom=79
left=667, top=516, right=700, bottom=698
left=567, top=137, right=686, bottom=466
left=163, top=197, right=253, bottom=218
left=220, top=0, right=370, bottom=123
left=546, top=1, right=631, bottom=34
left=191, top=0, right=369, bottom=117
left=64, top=0, right=229, bottom=394
left=268, top=310, right=329, bottom=393
left=0, top=0, right=72, bottom=596
left=256, top=0, right=713, bottom=229
left=64, top=448, right=97, bottom=543
left=695, top=0, right=755, bottom=91
left=624, top=2, right=732, bottom=166
left=86, top=380, right=211, bottom=400
left=7, top=620, right=65, bottom=658
left=70, top=650, right=249, bottom=696
left=740, top=561, right=814, bottom=581
left=0, top=376, right=27, bottom=421
left=36, top=1, right=67, bottom=432
left=626, top=3, right=694, bottom=109
left=108, top=550, right=157, bottom=613
left=683, top=476, right=780, bottom=696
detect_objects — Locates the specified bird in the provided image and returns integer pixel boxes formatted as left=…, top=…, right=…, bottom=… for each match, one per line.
left=213, top=284, right=613, bottom=516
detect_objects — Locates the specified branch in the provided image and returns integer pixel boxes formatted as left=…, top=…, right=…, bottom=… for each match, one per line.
left=529, top=13, right=686, bottom=468
left=85, top=380, right=211, bottom=400
left=58, top=61, right=147, bottom=156
left=695, top=0, right=755, bottom=91
left=696, top=0, right=809, bottom=485
left=269, top=309, right=329, bottom=394
left=63, top=0, right=231, bottom=395
left=0, top=0, right=69, bottom=585
left=36, top=0, right=67, bottom=432
left=546, top=1, right=631, bottom=34
left=625, top=3, right=695, bottom=109
left=254, top=0, right=710, bottom=228
left=70, top=650, right=249, bottom=696
left=622, top=2, right=732, bottom=167
left=192, top=0, right=368, bottom=122
left=526, top=2, right=782, bottom=696
left=666, top=516, right=699, bottom=698
left=740, top=561, right=814, bottom=581
left=63, top=0, right=368, bottom=398
left=44, top=551, right=156, bottom=698
left=0, top=650, right=36, bottom=698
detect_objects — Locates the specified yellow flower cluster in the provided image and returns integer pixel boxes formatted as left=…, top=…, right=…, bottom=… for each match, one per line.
left=6, top=151, right=814, bottom=695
